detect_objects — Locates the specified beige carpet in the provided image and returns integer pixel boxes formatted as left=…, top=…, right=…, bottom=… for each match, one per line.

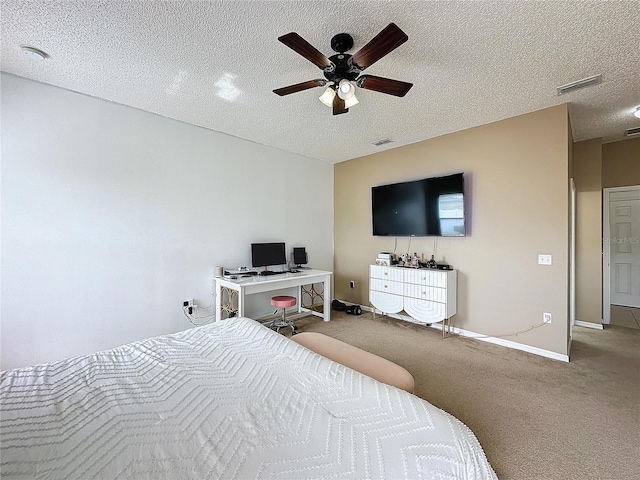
left=292, top=312, right=640, bottom=480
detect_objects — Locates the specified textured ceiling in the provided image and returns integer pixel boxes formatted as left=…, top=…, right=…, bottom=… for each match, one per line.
left=2, top=0, right=639, bottom=164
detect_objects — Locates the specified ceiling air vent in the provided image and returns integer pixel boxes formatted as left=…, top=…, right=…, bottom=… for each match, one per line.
left=625, top=126, right=640, bottom=137
left=556, top=74, right=602, bottom=95
left=372, top=138, right=394, bottom=146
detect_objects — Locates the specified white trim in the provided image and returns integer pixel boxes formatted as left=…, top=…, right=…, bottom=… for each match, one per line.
left=603, top=188, right=612, bottom=324
left=359, top=304, right=570, bottom=362
left=574, top=320, right=604, bottom=330
left=569, top=178, right=576, bottom=357
left=603, top=185, right=640, bottom=323
left=450, top=326, right=570, bottom=362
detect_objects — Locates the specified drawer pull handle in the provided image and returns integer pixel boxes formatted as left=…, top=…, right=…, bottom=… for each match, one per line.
left=384, top=272, right=388, bottom=275
left=384, top=285, right=388, bottom=288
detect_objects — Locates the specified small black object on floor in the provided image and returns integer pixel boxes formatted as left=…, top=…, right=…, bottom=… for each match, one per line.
left=332, top=299, right=361, bottom=315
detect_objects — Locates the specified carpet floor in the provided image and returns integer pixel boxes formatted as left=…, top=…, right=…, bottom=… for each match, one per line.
left=292, top=312, right=640, bottom=480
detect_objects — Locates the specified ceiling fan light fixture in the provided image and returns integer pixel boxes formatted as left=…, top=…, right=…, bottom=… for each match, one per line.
left=634, top=106, right=640, bottom=119
left=337, top=79, right=356, bottom=100
left=274, top=23, right=412, bottom=115
left=344, top=94, right=359, bottom=108
left=318, top=87, right=336, bottom=107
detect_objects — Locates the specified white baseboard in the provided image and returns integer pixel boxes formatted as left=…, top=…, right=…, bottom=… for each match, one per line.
left=357, top=303, right=570, bottom=362
left=454, top=327, right=569, bottom=362
left=574, top=320, right=604, bottom=330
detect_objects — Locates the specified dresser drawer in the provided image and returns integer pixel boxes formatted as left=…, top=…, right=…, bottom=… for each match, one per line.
left=404, top=269, right=447, bottom=287
left=370, top=278, right=403, bottom=295
left=370, top=265, right=403, bottom=282
left=404, top=297, right=446, bottom=322
left=404, top=283, right=446, bottom=303
left=370, top=290, right=403, bottom=314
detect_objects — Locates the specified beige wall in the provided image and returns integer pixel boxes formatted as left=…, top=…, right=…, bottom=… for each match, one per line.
left=602, top=138, right=640, bottom=188
left=573, top=138, right=603, bottom=325
left=334, top=105, right=570, bottom=355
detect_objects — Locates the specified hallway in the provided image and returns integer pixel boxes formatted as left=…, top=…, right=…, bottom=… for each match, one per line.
left=610, top=305, right=640, bottom=329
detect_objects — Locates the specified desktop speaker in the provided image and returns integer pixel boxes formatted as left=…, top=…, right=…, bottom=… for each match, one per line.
left=293, top=247, right=307, bottom=266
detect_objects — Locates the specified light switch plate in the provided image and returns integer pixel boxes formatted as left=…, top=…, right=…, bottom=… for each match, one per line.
left=538, top=254, right=552, bottom=265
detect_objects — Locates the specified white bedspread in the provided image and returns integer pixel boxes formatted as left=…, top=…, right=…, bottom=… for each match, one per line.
left=1, top=317, right=497, bottom=479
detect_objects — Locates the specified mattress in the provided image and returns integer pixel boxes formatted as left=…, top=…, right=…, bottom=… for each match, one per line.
left=1, top=317, right=497, bottom=479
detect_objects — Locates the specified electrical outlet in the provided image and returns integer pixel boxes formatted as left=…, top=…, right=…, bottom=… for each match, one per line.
left=543, top=312, right=552, bottom=324
left=349, top=280, right=355, bottom=289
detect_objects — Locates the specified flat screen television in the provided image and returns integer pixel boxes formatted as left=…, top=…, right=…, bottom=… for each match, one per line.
left=372, top=173, right=465, bottom=237
left=251, top=242, right=286, bottom=268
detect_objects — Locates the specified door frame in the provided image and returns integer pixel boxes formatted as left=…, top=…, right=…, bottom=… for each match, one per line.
left=602, top=185, right=640, bottom=324
left=568, top=178, right=575, bottom=355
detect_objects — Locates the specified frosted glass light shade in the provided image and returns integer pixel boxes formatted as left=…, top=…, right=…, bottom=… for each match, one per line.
left=337, top=79, right=356, bottom=100
left=319, top=87, right=336, bottom=107
left=344, top=94, right=359, bottom=108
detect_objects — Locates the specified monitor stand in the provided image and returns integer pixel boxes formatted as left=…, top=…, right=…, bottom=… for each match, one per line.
left=259, top=269, right=280, bottom=276
left=296, top=265, right=311, bottom=270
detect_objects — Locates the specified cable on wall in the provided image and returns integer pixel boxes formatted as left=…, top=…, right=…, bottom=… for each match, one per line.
left=455, top=322, right=548, bottom=340
left=183, top=288, right=216, bottom=326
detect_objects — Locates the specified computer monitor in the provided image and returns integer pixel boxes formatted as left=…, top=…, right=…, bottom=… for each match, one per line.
left=251, top=242, right=286, bottom=270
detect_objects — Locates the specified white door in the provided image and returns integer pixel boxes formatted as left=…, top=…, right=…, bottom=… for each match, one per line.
left=609, top=187, right=640, bottom=308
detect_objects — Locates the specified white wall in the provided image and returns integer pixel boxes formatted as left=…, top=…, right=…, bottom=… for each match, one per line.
left=1, top=74, right=334, bottom=370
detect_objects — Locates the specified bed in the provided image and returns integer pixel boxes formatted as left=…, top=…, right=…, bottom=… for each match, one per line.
left=1, top=317, right=497, bottom=479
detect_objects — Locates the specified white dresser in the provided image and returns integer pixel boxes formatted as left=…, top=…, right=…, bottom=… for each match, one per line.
left=369, top=265, right=457, bottom=336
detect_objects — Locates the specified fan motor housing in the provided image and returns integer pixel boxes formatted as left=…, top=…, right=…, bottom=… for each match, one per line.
left=325, top=54, right=360, bottom=83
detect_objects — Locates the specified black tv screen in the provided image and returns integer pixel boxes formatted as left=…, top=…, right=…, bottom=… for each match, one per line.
left=251, top=242, right=286, bottom=267
left=372, top=173, right=465, bottom=237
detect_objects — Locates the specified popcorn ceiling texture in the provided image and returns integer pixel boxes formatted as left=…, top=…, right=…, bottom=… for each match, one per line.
left=2, top=0, right=638, bottom=163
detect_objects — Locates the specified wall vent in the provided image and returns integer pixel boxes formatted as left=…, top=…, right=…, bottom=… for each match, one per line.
left=625, top=126, right=640, bottom=137
left=556, top=74, right=602, bottom=95
left=372, top=138, right=393, bottom=146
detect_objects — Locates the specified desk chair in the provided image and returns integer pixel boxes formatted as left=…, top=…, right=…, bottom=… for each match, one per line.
left=267, top=295, right=298, bottom=335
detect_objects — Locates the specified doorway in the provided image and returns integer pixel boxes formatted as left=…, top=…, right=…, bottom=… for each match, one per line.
left=603, top=185, right=640, bottom=325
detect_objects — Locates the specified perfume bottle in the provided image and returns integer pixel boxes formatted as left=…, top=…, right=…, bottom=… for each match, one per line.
left=426, top=255, right=437, bottom=269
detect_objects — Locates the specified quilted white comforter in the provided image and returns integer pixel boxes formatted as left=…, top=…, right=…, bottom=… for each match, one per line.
left=1, top=317, right=497, bottom=479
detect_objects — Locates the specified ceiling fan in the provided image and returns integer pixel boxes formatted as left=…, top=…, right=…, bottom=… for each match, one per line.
left=273, top=23, right=413, bottom=115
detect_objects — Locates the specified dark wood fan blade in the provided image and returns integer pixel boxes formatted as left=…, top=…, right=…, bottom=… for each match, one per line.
left=278, top=32, right=332, bottom=69
left=333, top=95, right=348, bottom=115
left=358, top=75, right=413, bottom=97
left=273, top=79, right=326, bottom=96
left=351, top=23, right=408, bottom=70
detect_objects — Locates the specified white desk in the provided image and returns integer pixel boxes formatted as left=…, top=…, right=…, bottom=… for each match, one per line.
left=214, top=269, right=332, bottom=322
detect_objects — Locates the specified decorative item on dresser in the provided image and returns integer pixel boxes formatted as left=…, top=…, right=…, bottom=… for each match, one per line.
left=369, top=264, right=457, bottom=337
